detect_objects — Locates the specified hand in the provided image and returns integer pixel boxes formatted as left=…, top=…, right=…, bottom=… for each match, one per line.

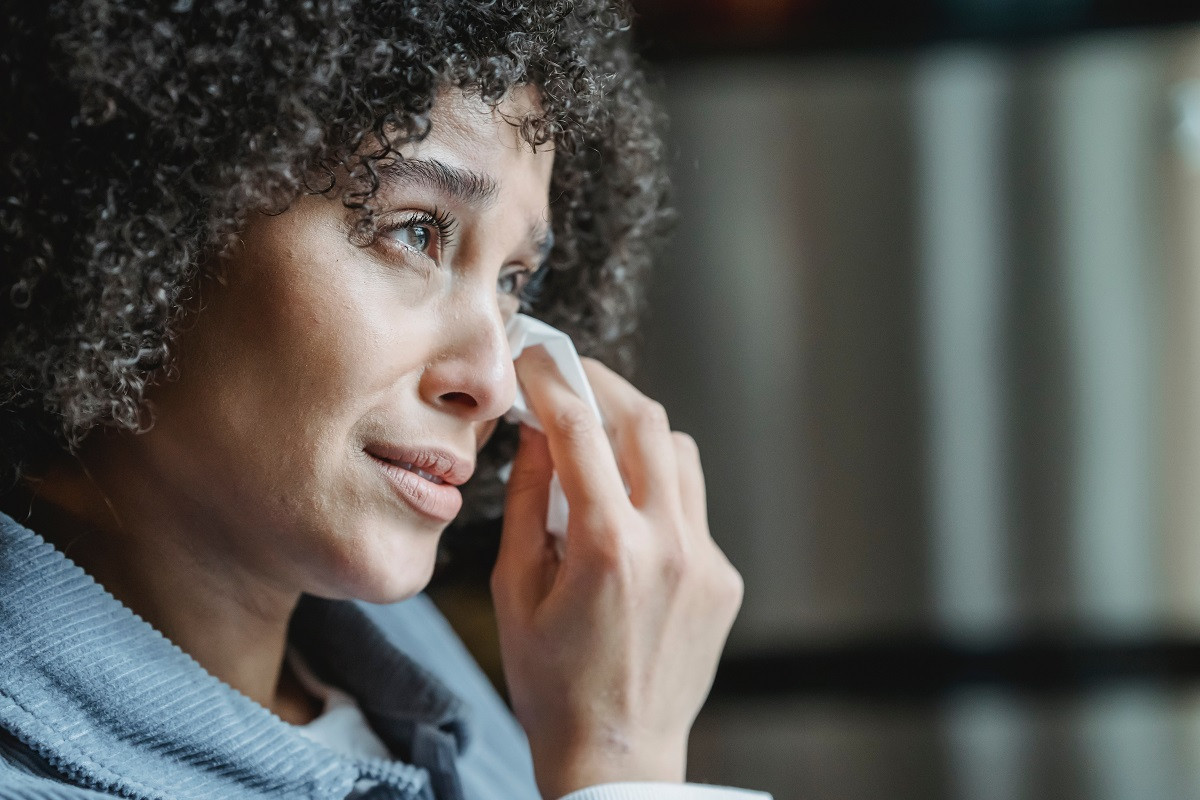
left=490, top=345, right=745, bottom=800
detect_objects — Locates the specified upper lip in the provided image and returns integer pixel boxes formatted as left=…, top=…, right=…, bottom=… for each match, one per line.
left=364, top=443, right=475, bottom=487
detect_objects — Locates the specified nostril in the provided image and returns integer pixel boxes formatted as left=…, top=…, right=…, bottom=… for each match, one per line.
left=440, top=391, right=477, bottom=408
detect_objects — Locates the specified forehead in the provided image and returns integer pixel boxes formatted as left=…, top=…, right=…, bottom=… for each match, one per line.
left=398, top=87, right=554, bottom=192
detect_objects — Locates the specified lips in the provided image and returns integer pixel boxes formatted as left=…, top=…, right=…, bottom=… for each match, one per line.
left=364, top=444, right=473, bottom=523
left=390, top=461, right=445, bottom=484
left=365, top=444, right=474, bottom=486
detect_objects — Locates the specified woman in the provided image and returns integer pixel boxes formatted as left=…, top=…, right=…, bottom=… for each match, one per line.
left=0, top=2, right=759, bottom=799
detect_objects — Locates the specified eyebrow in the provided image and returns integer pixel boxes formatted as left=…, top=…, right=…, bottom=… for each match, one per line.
left=374, top=157, right=499, bottom=208
left=375, top=155, right=553, bottom=262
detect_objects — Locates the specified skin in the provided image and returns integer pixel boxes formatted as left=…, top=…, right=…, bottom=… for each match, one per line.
left=8, top=87, right=744, bottom=798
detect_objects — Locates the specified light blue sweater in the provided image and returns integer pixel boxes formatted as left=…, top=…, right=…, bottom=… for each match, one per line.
left=0, top=509, right=546, bottom=799
left=0, top=511, right=770, bottom=800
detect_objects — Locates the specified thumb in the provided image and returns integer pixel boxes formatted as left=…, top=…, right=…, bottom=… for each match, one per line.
left=494, top=425, right=556, bottom=603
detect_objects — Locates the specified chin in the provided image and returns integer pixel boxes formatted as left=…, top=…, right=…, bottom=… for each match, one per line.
left=320, top=515, right=444, bottom=604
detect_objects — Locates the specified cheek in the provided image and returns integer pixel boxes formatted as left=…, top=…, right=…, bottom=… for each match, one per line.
left=270, top=285, right=376, bottom=401
left=152, top=256, right=409, bottom=497
left=206, top=249, right=415, bottom=420
left=198, top=284, right=364, bottom=427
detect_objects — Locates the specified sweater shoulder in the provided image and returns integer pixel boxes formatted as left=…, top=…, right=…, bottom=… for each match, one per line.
left=0, top=773, right=117, bottom=800
left=0, top=737, right=116, bottom=799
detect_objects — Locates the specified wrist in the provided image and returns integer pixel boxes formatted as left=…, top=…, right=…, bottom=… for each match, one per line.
left=531, top=733, right=688, bottom=799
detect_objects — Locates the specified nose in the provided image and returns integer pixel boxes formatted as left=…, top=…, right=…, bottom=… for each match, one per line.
left=419, top=299, right=517, bottom=423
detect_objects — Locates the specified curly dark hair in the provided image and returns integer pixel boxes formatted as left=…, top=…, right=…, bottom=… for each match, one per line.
left=0, top=0, right=669, bottom=520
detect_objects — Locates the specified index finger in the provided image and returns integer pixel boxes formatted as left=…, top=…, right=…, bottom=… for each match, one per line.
left=514, top=344, right=627, bottom=514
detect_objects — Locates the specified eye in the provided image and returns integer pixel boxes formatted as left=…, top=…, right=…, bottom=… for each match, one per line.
left=375, top=207, right=457, bottom=261
left=497, top=265, right=532, bottom=298
left=386, top=222, right=435, bottom=254
left=498, top=263, right=548, bottom=311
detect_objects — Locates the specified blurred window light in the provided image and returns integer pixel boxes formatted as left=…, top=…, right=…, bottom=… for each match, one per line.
left=1173, top=80, right=1200, bottom=171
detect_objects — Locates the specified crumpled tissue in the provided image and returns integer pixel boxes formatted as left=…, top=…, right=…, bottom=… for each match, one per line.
left=503, top=313, right=604, bottom=539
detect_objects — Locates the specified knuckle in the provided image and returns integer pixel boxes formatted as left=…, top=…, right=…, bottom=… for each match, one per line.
left=672, top=430, right=699, bottom=455
left=723, top=565, right=745, bottom=608
left=578, top=512, right=627, bottom=572
left=551, top=401, right=600, bottom=442
left=673, top=431, right=701, bottom=465
left=635, top=399, right=670, bottom=433
left=591, top=537, right=628, bottom=577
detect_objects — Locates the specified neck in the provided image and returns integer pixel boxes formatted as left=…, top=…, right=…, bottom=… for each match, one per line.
left=3, top=446, right=321, bottom=725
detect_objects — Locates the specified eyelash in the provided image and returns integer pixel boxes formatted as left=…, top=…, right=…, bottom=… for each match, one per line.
left=377, top=207, right=457, bottom=259
left=374, top=208, right=547, bottom=308
left=512, top=264, right=548, bottom=311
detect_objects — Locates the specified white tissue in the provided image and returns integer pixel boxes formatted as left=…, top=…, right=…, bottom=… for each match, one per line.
left=504, top=313, right=604, bottom=538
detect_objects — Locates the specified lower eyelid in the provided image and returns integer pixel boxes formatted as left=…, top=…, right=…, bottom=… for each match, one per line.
left=381, top=239, right=424, bottom=262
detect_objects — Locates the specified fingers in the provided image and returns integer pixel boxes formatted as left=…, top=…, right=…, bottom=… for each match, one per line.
left=499, top=425, right=555, bottom=553
left=579, top=359, right=680, bottom=512
left=512, top=345, right=710, bottom=549
left=494, top=425, right=557, bottom=610
left=672, top=431, right=709, bottom=535
left=514, top=346, right=626, bottom=514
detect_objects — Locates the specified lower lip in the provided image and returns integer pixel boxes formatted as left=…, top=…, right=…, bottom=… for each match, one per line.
left=368, top=454, right=463, bottom=523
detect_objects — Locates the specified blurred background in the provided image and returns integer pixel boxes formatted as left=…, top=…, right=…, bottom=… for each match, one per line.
left=436, top=1, right=1200, bottom=798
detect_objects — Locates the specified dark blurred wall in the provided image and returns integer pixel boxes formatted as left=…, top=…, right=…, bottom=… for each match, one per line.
left=641, top=56, right=931, bottom=643
left=635, top=24, right=1200, bottom=800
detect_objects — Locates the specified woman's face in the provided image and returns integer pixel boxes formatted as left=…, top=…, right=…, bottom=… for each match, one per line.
left=131, top=88, right=554, bottom=602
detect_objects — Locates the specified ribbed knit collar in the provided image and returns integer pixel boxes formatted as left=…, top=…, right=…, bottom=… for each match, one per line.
left=0, top=510, right=469, bottom=799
